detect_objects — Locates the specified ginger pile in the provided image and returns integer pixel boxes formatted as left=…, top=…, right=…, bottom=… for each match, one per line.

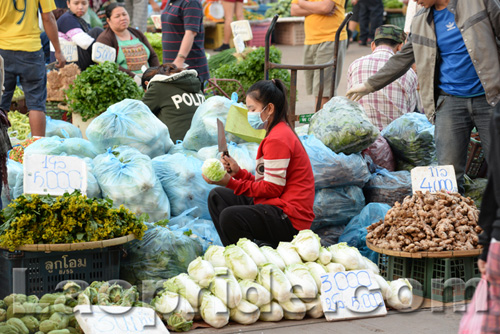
left=367, top=190, right=482, bottom=253
left=47, top=63, right=81, bottom=101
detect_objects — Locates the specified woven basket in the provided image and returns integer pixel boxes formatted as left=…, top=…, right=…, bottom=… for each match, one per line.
left=0, top=234, right=135, bottom=252
left=46, top=99, right=71, bottom=122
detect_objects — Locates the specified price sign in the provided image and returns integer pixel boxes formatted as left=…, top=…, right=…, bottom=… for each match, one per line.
left=230, top=20, right=253, bottom=41
left=411, top=165, right=458, bottom=194
left=233, top=35, right=246, bottom=54
left=92, top=42, right=117, bottom=63
left=150, top=15, right=161, bottom=30
left=60, top=39, right=78, bottom=62
left=24, top=154, right=87, bottom=196
left=298, top=113, right=315, bottom=124
left=320, top=270, right=387, bottom=321
left=74, top=305, right=169, bottom=334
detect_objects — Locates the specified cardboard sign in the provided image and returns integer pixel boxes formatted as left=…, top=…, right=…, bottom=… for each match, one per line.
left=24, top=154, right=87, bottom=196
left=150, top=15, right=162, bottom=30
left=60, top=39, right=79, bottom=62
left=74, top=305, right=169, bottom=334
left=92, top=42, right=117, bottom=63
left=233, top=35, right=246, bottom=54
left=230, top=20, right=253, bottom=41
left=320, top=270, right=387, bottom=321
left=225, top=105, right=266, bottom=143
left=411, top=165, right=458, bottom=194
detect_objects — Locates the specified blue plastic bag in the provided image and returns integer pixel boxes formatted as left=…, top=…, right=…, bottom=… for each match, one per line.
left=93, top=146, right=171, bottom=222
left=24, top=136, right=101, bottom=159
left=301, top=135, right=371, bottom=188
left=152, top=153, right=216, bottom=219
left=381, top=112, right=436, bottom=166
left=197, top=143, right=256, bottom=175
left=44, top=116, right=82, bottom=138
left=339, top=203, right=391, bottom=263
left=312, top=186, right=365, bottom=230
left=87, top=99, right=174, bottom=158
left=169, top=211, right=223, bottom=252
left=167, top=140, right=198, bottom=157
left=1, top=159, right=23, bottom=206
left=83, top=157, right=102, bottom=199
left=363, top=169, right=412, bottom=206
left=182, top=96, right=246, bottom=151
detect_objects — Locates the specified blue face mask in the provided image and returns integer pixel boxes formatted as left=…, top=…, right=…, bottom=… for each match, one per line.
left=247, top=105, right=269, bottom=130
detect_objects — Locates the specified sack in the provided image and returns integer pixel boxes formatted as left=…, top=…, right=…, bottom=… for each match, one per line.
left=363, top=169, right=412, bottom=206
left=339, top=203, right=391, bottom=263
left=382, top=112, right=436, bottom=166
left=24, top=136, right=100, bottom=159
left=87, top=99, right=174, bottom=158
left=93, top=146, right=171, bottom=222
left=225, top=104, right=266, bottom=143
left=458, top=278, right=488, bottom=334
left=308, top=97, right=379, bottom=154
left=312, top=186, right=365, bottom=230
left=45, top=116, right=82, bottom=139
left=301, top=135, right=371, bottom=188
left=362, top=136, right=395, bottom=171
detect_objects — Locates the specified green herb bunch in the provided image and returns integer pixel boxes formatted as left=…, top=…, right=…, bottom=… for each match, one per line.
left=65, top=61, right=144, bottom=121
left=210, top=46, right=291, bottom=101
left=0, top=191, right=147, bottom=251
left=144, top=32, right=163, bottom=61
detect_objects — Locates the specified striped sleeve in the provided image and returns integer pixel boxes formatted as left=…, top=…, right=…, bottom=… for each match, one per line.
left=264, top=158, right=289, bottom=186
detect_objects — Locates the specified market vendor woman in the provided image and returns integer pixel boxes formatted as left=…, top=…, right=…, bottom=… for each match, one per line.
left=204, top=79, right=315, bottom=247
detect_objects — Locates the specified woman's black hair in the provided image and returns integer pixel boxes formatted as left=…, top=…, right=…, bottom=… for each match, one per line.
left=246, top=79, right=294, bottom=136
left=141, top=63, right=183, bottom=90
left=105, top=2, right=125, bottom=19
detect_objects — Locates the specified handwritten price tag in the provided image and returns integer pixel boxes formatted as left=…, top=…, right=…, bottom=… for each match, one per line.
left=320, top=270, right=387, bottom=321
left=74, top=306, right=169, bottom=334
left=411, top=165, right=458, bottom=194
left=24, top=154, right=87, bottom=196
left=60, top=39, right=78, bottom=62
left=92, top=42, right=117, bottom=64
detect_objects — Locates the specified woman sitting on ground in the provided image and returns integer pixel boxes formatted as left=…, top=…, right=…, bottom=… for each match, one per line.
left=52, top=0, right=104, bottom=70
left=96, top=2, right=159, bottom=83
left=142, top=63, right=205, bottom=141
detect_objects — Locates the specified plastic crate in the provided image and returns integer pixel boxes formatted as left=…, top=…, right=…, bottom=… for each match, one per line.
left=465, top=137, right=486, bottom=178
left=0, top=246, right=122, bottom=298
left=247, top=20, right=272, bottom=47
left=46, top=101, right=71, bottom=122
left=378, top=254, right=480, bottom=303
left=274, top=20, right=305, bottom=46
left=385, top=13, right=405, bottom=30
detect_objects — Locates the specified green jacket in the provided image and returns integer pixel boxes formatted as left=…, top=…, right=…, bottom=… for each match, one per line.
left=366, top=0, right=500, bottom=123
left=142, top=70, right=205, bottom=142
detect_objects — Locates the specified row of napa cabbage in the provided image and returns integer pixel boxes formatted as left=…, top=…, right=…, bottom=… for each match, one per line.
left=145, top=231, right=413, bottom=330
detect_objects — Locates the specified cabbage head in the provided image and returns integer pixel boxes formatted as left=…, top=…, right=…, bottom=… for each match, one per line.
left=202, top=158, right=226, bottom=182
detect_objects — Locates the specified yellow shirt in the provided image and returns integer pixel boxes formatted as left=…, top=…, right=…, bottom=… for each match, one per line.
left=292, top=0, right=348, bottom=45
left=0, top=0, right=56, bottom=52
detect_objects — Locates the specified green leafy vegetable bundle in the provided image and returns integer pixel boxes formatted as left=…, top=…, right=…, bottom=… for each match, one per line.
left=65, top=61, right=144, bottom=121
left=144, top=32, right=163, bottom=61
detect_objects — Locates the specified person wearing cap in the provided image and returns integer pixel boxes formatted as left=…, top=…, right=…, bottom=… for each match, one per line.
left=346, top=0, right=500, bottom=195
left=347, top=24, right=418, bottom=130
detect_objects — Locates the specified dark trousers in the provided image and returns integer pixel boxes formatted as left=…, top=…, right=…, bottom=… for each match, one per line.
left=358, top=0, right=384, bottom=43
left=50, top=27, right=104, bottom=71
left=207, top=187, right=298, bottom=247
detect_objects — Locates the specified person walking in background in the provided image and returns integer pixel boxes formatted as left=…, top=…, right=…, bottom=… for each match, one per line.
left=0, top=0, right=66, bottom=137
left=124, top=0, right=149, bottom=32
left=346, top=0, right=500, bottom=195
left=347, top=24, right=418, bottom=130
left=97, top=3, right=159, bottom=84
left=214, top=0, right=245, bottom=51
left=161, top=0, right=209, bottom=87
left=357, top=0, right=384, bottom=46
left=291, top=0, right=348, bottom=108
left=348, top=0, right=360, bottom=43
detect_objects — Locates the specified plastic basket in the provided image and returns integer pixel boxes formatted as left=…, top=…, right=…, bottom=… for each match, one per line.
left=247, top=20, right=272, bottom=47
left=378, top=254, right=480, bottom=303
left=385, top=13, right=405, bottom=30
left=46, top=101, right=71, bottom=122
left=465, top=137, right=486, bottom=178
left=0, top=246, right=123, bottom=298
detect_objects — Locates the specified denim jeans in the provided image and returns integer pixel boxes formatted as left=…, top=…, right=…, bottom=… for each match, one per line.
left=434, top=93, right=493, bottom=194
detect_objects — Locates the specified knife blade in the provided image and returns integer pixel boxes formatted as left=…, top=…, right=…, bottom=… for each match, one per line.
left=217, top=118, right=231, bottom=173
left=45, top=61, right=58, bottom=70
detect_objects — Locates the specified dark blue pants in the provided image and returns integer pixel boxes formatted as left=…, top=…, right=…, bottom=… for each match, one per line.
left=358, top=0, right=384, bottom=44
